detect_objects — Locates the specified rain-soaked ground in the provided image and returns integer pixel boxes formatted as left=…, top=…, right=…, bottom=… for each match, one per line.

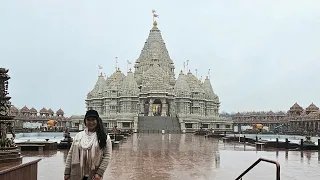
left=13, top=133, right=320, bottom=179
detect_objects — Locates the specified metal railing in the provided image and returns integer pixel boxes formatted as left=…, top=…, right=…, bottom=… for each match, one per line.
left=235, top=158, right=280, bottom=180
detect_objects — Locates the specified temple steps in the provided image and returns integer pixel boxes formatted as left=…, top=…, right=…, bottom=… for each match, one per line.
left=138, top=116, right=181, bottom=133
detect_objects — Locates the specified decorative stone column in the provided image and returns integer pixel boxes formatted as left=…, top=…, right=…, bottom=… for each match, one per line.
left=140, top=99, right=145, bottom=115
left=181, top=122, right=186, bottom=132
left=117, top=122, right=122, bottom=128
left=148, top=98, right=154, bottom=116
left=133, top=116, right=138, bottom=133
left=161, top=98, right=167, bottom=116
left=170, top=101, right=176, bottom=117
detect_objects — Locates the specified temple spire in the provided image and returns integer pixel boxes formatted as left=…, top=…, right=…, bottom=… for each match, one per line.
left=134, top=12, right=175, bottom=86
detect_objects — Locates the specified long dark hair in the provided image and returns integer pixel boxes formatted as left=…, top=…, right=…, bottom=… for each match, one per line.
left=84, top=117, right=107, bottom=149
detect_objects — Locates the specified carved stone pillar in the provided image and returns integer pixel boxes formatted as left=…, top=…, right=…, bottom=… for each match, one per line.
left=161, top=98, right=167, bottom=116
left=133, top=116, right=138, bottom=132
left=169, top=100, right=175, bottom=117
left=140, top=100, right=145, bottom=115
left=148, top=98, right=153, bottom=116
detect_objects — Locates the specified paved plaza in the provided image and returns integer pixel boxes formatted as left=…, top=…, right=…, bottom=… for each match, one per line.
left=19, top=133, right=320, bottom=180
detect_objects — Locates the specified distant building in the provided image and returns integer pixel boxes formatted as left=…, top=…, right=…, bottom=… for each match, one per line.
left=286, top=103, right=320, bottom=135
left=9, top=105, right=71, bottom=129
left=232, top=110, right=287, bottom=132
left=232, top=102, right=320, bottom=135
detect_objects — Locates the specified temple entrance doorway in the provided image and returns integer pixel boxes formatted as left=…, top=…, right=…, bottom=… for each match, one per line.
left=152, top=99, right=162, bottom=116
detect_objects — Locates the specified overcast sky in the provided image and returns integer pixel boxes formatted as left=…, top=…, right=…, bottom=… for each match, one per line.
left=1, top=0, right=320, bottom=116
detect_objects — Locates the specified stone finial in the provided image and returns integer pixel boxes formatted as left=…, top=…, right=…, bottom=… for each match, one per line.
left=153, top=20, right=158, bottom=27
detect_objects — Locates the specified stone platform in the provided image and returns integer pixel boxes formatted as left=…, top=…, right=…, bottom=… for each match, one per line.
left=16, top=141, right=57, bottom=151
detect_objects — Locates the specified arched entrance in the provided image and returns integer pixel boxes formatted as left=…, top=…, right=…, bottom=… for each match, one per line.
left=152, top=99, right=162, bottom=116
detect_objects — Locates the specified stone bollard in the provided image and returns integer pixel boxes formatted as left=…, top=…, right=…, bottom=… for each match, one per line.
left=276, top=138, right=279, bottom=148
left=300, top=139, right=304, bottom=150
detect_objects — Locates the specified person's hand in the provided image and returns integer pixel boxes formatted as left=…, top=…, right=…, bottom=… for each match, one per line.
left=64, top=175, right=70, bottom=180
left=92, top=174, right=101, bottom=180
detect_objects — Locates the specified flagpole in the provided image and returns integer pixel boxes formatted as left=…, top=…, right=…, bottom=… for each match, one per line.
left=152, top=9, right=159, bottom=23
left=115, top=57, right=118, bottom=71
left=98, top=65, right=103, bottom=76
left=186, top=60, right=189, bottom=73
left=127, top=60, right=129, bottom=74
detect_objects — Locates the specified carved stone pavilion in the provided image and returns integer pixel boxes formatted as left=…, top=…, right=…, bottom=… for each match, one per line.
left=72, top=19, right=233, bottom=133
left=0, top=68, right=22, bottom=163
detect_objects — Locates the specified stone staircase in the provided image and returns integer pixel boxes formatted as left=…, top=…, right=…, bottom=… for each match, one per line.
left=0, top=147, right=22, bottom=163
left=138, top=116, right=181, bottom=133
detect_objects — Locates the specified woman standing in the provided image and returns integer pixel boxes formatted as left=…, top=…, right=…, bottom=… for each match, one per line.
left=64, top=110, right=112, bottom=180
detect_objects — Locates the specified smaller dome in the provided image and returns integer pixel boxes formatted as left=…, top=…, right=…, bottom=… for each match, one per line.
left=277, top=111, right=286, bottom=115
left=174, top=71, right=191, bottom=97
left=20, top=106, right=30, bottom=113
left=105, top=69, right=126, bottom=88
left=48, top=108, right=54, bottom=115
left=89, top=73, right=107, bottom=98
left=186, top=73, right=205, bottom=94
left=10, top=106, right=19, bottom=113
left=30, top=107, right=37, bottom=113
left=290, top=103, right=303, bottom=111
left=120, top=71, right=139, bottom=96
left=56, top=108, right=64, bottom=116
left=306, top=103, right=319, bottom=112
left=40, top=107, right=48, bottom=114
left=267, top=110, right=274, bottom=115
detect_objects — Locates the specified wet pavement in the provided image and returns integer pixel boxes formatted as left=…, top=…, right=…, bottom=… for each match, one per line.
left=11, top=133, right=320, bottom=180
